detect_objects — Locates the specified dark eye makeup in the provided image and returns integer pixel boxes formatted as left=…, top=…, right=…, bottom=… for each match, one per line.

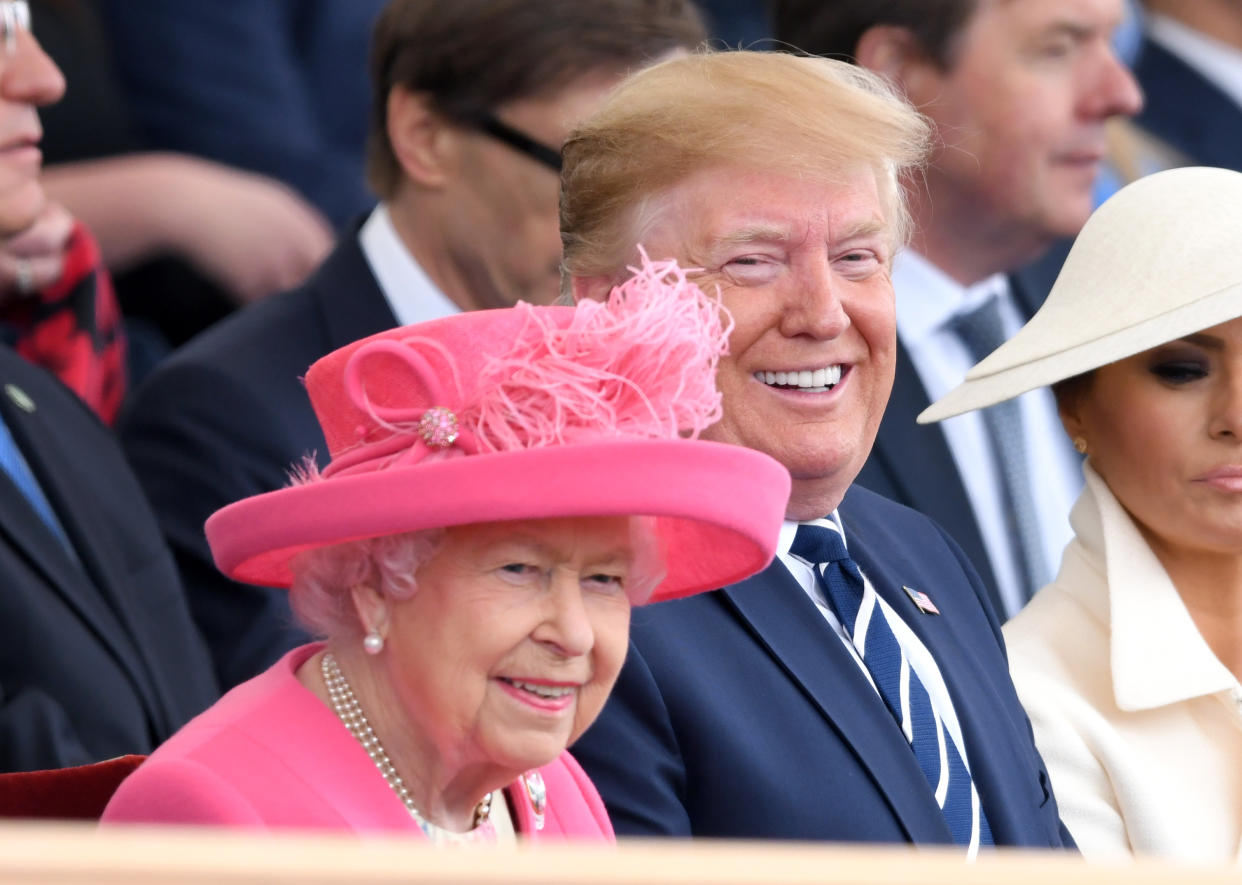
left=1148, top=360, right=1209, bottom=384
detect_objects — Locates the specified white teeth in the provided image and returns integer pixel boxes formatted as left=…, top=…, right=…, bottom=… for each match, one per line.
left=754, top=365, right=842, bottom=390
left=509, top=680, right=575, bottom=699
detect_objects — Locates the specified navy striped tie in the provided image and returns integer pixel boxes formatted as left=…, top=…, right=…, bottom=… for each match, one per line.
left=792, top=523, right=992, bottom=849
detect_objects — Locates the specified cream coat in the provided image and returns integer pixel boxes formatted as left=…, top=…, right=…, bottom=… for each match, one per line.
left=1004, top=465, right=1242, bottom=862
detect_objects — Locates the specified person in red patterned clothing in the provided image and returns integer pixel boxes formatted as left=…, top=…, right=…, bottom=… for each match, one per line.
left=0, top=1, right=124, bottom=423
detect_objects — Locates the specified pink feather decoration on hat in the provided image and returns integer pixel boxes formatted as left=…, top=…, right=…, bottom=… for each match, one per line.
left=467, top=246, right=731, bottom=452
left=290, top=247, right=731, bottom=486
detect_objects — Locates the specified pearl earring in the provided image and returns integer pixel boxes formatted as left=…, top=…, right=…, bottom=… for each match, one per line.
left=363, top=629, right=384, bottom=655
left=1073, top=436, right=1088, bottom=455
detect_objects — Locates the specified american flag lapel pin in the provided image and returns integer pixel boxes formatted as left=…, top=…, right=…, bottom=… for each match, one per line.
left=903, top=585, right=940, bottom=615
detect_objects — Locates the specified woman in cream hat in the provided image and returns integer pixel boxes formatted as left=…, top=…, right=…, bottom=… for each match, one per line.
left=921, top=166, right=1242, bottom=862
left=101, top=254, right=788, bottom=842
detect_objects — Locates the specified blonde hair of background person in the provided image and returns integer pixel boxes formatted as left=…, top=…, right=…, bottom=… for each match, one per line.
left=921, top=166, right=1242, bottom=863
left=559, top=49, right=925, bottom=296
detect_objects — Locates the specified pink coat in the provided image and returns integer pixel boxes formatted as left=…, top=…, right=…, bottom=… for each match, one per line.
left=102, top=644, right=614, bottom=840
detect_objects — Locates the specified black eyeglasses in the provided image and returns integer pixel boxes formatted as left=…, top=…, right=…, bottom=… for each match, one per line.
left=469, top=112, right=563, bottom=173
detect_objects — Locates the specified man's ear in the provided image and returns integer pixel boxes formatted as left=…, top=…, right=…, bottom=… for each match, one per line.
left=386, top=86, right=457, bottom=189
left=854, top=24, right=941, bottom=106
left=570, top=274, right=615, bottom=304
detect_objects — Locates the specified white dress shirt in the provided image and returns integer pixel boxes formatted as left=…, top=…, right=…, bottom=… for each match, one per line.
left=893, top=250, right=1081, bottom=618
left=1148, top=13, right=1242, bottom=110
left=776, top=516, right=972, bottom=776
left=1005, top=465, right=1242, bottom=862
left=358, top=203, right=460, bottom=327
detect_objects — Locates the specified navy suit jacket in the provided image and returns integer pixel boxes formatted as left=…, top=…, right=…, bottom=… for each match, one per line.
left=119, top=235, right=396, bottom=690
left=0, top=345, right=217, bottom=772
left=1133, top=36, right=1242, bottom=172
left=96, top=0, right=385, bottom=225
left=572, top=485, right=1072, bottom=846
left=853, top=248, right=1066, bottom=617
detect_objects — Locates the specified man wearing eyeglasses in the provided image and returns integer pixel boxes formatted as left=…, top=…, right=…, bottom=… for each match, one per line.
left=118, top=0, right=706, bottom=692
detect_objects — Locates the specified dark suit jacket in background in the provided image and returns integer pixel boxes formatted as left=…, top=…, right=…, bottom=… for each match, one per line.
left=1133, top=36, right=1242, bottom=172
left=32, top=0, right=245, bottom=353
left=0, top=345, right=217, bottom=772
left=118, top=236, right=396, bottom=690
left=571, top=485, right=1072, bottom=847
left=96, top=0, right=384, bottom=227
left=854, top=247, right=1067, bottom=618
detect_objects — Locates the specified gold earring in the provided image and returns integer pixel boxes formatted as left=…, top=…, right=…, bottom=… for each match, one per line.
left=1073, top=436, right=1088, bottom=455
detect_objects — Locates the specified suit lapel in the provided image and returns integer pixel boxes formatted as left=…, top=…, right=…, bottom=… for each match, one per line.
left=866, top=341, right=1004, bottom=613
left=0, top=385, right=163, bottom=724
left=314, top=230, right=401, bottom=352
left=841, top=505, right=1047, bottom=844
left=720, top=564, right=953, bottom=843
left=1008, top=240, right=1067, bottom=322
left=0, top=444, right=86, bottom=610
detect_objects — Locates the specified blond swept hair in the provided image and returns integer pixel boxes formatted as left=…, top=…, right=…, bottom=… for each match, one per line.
left=559, top=50, right=931, bottom=289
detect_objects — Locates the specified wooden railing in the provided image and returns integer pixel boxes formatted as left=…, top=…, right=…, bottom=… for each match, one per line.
left=0, top=822, right=1237, bottom=885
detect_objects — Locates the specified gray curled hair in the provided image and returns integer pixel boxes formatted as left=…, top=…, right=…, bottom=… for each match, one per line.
left=290, top=529, right=446, bottom=639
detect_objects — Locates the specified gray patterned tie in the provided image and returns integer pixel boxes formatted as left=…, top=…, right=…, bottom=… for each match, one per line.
left=949, top=294, right=1047, bottom=602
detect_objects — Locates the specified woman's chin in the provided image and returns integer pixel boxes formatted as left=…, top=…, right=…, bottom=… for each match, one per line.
left=478, top=726, right=575, bottom=777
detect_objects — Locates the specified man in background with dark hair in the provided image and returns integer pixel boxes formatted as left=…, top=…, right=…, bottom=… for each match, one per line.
left=773, top=0, right=1142, bottom=620
left=119, top=0, right=707, bottom=691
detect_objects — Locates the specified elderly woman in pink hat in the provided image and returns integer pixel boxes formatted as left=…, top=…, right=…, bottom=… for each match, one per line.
left=101, top=257, right=788, bottom=843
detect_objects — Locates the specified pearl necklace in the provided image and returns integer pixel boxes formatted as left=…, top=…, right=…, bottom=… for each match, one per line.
left=321, top=652, right=494, bottom=841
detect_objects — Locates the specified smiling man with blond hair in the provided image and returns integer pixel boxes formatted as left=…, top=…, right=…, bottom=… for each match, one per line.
left=565, top=49, right=1074, bottom=851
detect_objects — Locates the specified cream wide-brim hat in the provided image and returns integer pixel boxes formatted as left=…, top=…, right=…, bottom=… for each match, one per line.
left=919, top=166, right=1242, bottom=423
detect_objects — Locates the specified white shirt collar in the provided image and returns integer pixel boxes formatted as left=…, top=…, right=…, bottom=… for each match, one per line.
left=777, top=513, right=845, bottom=560
left=1068, top=464, right=1237, bottom=711
left=892, top=250, right=1009, bottom=346
left=1147, top=13, right=1242, bottom=110
left=358, top=203, right=460, bottom=327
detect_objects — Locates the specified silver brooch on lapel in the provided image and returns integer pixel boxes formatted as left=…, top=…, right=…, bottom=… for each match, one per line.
left=523, top=770, right=546, bottom=830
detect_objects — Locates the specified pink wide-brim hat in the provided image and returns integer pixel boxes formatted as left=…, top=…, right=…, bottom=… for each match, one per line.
left=206, top=254, right=790, bottom=604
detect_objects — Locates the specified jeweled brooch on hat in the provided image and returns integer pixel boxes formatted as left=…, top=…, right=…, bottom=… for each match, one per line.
left=418, top=406, right=459, bottom=449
